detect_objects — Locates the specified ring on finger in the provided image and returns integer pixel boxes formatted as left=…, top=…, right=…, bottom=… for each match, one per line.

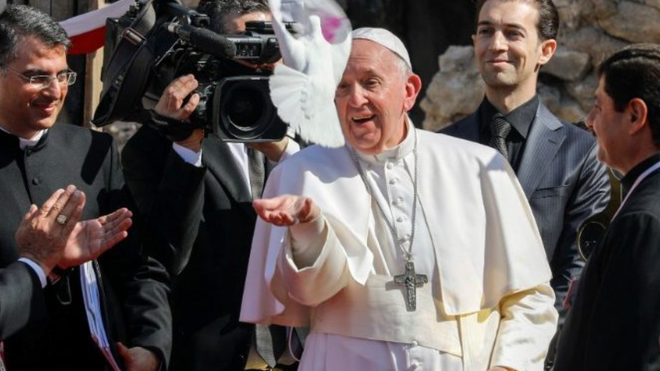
left=56, top=214, right=68, bottom=225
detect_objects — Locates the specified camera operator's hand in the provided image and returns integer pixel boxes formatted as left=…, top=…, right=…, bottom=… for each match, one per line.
left=248, top=137, right=290, bottom=162
left=155, top=74, right=204, bottom=152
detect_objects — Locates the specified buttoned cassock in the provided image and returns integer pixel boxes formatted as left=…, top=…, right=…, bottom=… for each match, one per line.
left=0, top=124, right=171, bottom=370
left=241, top=127, right=558, bottom=371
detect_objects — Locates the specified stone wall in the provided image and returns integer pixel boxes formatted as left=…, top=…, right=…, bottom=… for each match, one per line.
left=103, top=0, right=475, bottom=149
left=421, top=0, right=660, bottom=132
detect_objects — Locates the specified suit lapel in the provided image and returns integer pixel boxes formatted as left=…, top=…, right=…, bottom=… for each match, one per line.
left=444, top=112, right=481, bottom=141
left=516, top=104, right=566, bottom=198
left=202, top=137, right=255, bottom=215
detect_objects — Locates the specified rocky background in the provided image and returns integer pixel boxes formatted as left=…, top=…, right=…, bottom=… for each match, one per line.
left=105, top=0, right=658, bottom=147
left=422, top=0, right=658, bottom=131
left=104, top=0, right=475, bottom=149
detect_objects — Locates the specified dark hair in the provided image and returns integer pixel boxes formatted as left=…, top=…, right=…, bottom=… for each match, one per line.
left=475, top=0, right=559, bottom=41
left=598, top=44, right=660, bottom=147
left=197, top=0, right=271, bottom=34
left=0, top=5, right=71, bottom=68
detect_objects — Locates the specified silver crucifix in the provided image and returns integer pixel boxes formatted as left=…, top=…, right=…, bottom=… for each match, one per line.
left=393, top=259, right=428, bottom=311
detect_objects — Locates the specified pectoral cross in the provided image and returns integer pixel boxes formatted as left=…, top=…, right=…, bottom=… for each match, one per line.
left=393, top=259, right=428, bottom=311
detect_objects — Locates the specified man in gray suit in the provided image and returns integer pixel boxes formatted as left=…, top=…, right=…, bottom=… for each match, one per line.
left=441, top=0, right=610, bottom=321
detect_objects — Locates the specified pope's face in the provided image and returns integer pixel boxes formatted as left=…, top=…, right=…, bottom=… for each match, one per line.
left=334, top=39, right=419, bottom=155
left=473, top=0, right=554, bottom=95
left=0, top=35, right=69, bottom=139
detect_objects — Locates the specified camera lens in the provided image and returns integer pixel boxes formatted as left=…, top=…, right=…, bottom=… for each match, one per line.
left=213, top=76, right=287, bottom=142
left=226, top=87, right=265, bottom=130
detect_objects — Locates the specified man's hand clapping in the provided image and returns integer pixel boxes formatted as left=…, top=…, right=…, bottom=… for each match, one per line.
left=15, top=185, right=133, bottom=275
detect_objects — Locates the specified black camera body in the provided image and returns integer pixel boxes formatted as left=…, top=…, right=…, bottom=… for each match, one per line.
left=94, top=0, right=290, bottom=142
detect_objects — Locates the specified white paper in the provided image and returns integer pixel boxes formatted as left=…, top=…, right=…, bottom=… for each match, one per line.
left=80, top=262, right=123, bottom=371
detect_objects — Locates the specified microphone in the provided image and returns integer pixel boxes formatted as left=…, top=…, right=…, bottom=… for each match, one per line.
left=166, top=23, right=237, bottom=60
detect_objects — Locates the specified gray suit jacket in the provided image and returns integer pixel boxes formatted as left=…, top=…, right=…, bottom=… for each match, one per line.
left=0, top=262, right=44, bottom=340
left=441, top=102, right=610, bottom=318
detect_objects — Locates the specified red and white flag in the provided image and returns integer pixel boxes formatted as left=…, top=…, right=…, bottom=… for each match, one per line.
left=59, top=0, right=135, bottom=54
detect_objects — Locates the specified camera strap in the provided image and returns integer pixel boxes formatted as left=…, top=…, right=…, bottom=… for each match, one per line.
left=147, top=109, right=205, bottom=142
left=92, top=0, right=166, bottom=127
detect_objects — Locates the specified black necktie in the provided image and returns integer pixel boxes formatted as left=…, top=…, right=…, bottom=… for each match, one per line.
left=489, top=114, right=512, bottom=159
left=247, top=147, right=265, bottom=199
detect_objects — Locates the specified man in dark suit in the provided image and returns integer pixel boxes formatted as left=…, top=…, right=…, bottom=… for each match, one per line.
left=554, top=43, right=660, bottom=371
left=441, top=0, right=610, bottom=319
left=0, top=5, right=171, bottom=370
left=121, top=1, right=301, bottom=370
left=1, top=186, right=132, bottom=340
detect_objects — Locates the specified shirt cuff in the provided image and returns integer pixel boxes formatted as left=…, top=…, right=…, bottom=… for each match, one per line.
left=289, top=215, right=326, bottom=268
left=18, top=258, right=47, bottom=288
left=172, top=142, right=203, bottom=167
left=290, top=215, right=325, bottom=246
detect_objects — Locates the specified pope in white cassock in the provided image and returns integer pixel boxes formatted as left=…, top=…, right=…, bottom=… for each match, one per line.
left=240, top=27, right=558, bottom=371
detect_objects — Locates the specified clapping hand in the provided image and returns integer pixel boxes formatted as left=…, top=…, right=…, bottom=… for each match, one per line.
left=60, top=207, right=132, bottom=269
left=15, top=185, right=85, bottom=273
left=15, top=185, right=133, bottom=274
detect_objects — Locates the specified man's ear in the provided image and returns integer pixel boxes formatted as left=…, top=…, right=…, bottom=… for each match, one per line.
left=628, top=98, right=648, bottom=135
left=403, top=73, right=422, bottom=112
left=537, top=39, right=557, bottom=66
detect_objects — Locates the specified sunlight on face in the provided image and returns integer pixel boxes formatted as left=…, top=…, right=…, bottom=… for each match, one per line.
left=335, top=39, right=418, bottom=155
left=0, top=36, right=69, bottom=139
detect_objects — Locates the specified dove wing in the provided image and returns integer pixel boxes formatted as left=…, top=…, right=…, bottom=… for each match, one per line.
left=267, top=0, right=352, bottom=147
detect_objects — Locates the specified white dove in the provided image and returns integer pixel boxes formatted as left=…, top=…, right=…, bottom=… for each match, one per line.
left=268, top=0, right=352, bottom=147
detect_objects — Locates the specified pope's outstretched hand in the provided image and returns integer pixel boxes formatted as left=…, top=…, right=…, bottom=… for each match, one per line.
left=253, top=195, right=320, bottom=227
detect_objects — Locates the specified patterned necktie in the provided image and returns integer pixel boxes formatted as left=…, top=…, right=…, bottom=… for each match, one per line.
left=247, top=148, right=288, bottom=367
left=254, top=324, right=287, bottom=368
left=488, top=114, right=512, bottom=159
left=247, top=147, right=265, bottom=199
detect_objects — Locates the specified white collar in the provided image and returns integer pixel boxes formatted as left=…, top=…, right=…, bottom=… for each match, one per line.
left=355, top=117, right=415, bottom=165
left=0, top=124, right=46, bottom=149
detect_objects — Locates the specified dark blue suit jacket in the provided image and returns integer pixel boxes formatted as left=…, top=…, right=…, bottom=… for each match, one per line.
left=441, top=102, right=611, bottom=317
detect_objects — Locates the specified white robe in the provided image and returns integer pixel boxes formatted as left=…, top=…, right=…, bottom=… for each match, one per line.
left=241, top=127, right=558, bottom=370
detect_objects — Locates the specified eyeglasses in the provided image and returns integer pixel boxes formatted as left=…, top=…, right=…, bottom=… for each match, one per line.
left=4, top=67, right=77, bottom=89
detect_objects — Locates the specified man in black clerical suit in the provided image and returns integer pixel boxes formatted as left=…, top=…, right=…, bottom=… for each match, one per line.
left=1, top=186, right=132, bottom=341
left=122, top=1, right=301, bottom=370
left=0, top=5, right=171, bottom=370
left=554, top=43, right=660, bottom=371
left=441, top=0, right=610, bottom=321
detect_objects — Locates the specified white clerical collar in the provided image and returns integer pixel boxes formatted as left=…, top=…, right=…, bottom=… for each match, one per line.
left=18, top=131, right=45, bottom=149
left=0, top=124, right=46, bottom=149
left=356, top=117, right=415, bottom=165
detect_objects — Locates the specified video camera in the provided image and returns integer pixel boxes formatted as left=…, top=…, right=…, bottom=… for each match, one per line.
left=93, top=0, right=294, bottom=142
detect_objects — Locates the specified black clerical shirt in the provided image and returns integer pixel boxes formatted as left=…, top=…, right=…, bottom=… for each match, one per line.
left=619, top=152, right=660, bottom=197
left=478, top=96, right=539, bottom=171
